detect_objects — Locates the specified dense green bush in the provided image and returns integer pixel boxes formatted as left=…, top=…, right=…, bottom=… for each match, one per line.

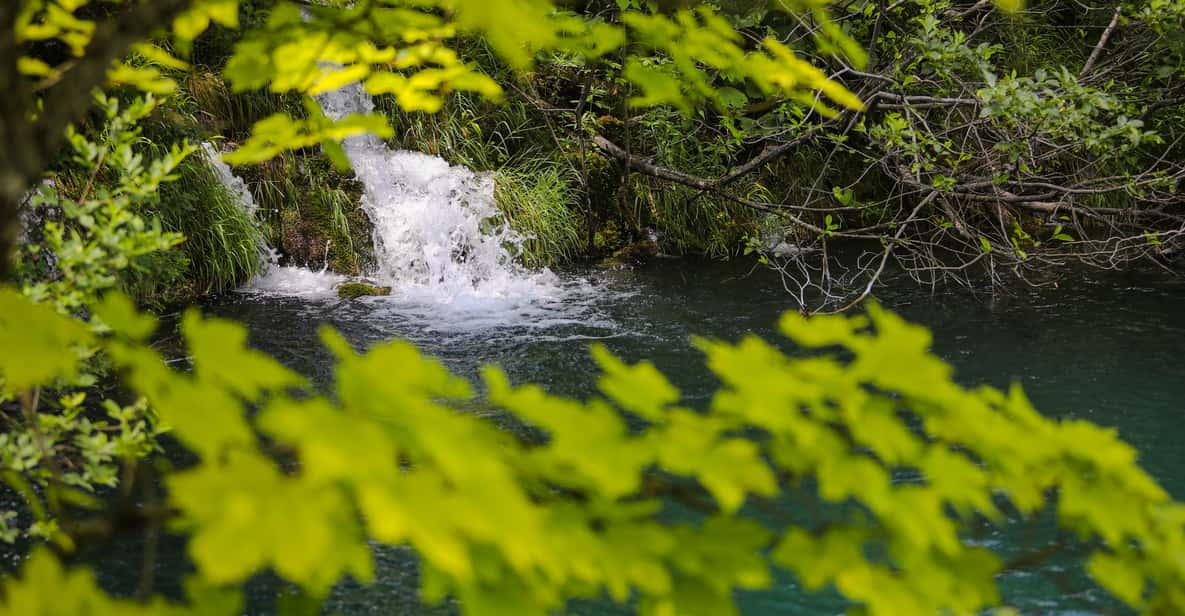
left=496, top=162, right=585, bottom=266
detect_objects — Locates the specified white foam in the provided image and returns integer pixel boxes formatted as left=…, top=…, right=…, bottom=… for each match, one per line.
left=242, top=265, right=348, bottom=298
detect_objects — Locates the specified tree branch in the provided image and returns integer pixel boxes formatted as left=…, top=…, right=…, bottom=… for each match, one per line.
left=1080, top=6, right=1122, bottom=79
left=591, top=134, right=714, bottom=190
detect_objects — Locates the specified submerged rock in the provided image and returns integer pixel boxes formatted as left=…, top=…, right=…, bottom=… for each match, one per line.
left=768, top=241, right=815, bottom=259
left=601, top=229, right=661, bottom=268
left=337, top=282, right=391, bottom=299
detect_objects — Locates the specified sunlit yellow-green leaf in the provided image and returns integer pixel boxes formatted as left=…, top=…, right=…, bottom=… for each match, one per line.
left=257, top=397, right=396, bottom=485
left=175, top=0, right=240, bottom=50
left=0, top=548, right=152, bottom=616
left=169, top=450, right=372, bottom=594
left=0, top=288, right=93, bottom=392
left=92, top=292, right=157, bottom=342
left=130, top=43, right=191, bottom=71
left=16, top=56, right=53, bottom=77
left=107, top=63, right=177, bottom=95
left=1087, top=551, right=1145, bottom=607
left=591, top=344, right=678, bottom=421
left=182, top=311, right=305, bottom=401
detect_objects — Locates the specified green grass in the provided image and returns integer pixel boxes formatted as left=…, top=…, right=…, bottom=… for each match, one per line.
left=120, top=248, right=193, bottom=307
left=377, top=88, right=544, bottom=173
left=233, top=152, right=370, bottom=275
left=181, top=70, right=296, bottom=142
left=311, top=180, right=364, bottom=273
left=151, top=149, right=266, bottom=294
left=241, top=153, right=301, bottom=238
left=495, top=161, right=584, bottom=267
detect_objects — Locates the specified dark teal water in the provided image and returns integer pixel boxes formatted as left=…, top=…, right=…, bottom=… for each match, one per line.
left=90, top=260, right=1185, bottom=614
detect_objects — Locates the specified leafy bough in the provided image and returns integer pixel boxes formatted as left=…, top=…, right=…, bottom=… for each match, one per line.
left=0, top=289, right=1182, bottom=615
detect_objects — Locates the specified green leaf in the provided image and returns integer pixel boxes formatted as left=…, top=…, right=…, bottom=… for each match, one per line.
left=174, top=0, right=240, bottom=51
left=92, top=292, right=157, bottom=342
left=0, top=548, right=166, bottom=616
left=0, top=288, right=92, bottom=392
left=716, top=86, right=748, bottom=110
left=182, top=311, right=306, bottom=402
left=772, top=527, right=868, bottom=591
left=256, top=397, right=397, bottom=485
left=624, top=58, right=690, bottom=113
left=130, top=43, right=191, bottom=71
left=1087, top=552, right=1144, bottom=607
left=224, top=113, right=393, bottom=165
left=778, top=312, right=868, bottom=348
left=169, top=451, right=373, bottom=594
left=320, top=139, right=351, bottom=173
left=16, top=57, right=53, bottom=77
left=107, top=341, right=253, bottom=460
left=591, top=344, right=679, bottom=421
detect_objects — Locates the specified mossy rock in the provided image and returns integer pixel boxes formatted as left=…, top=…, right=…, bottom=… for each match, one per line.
left=258, top=150, right=372, bottom=276
left=337, top=282, right=391, bottom=299
left=600, top=235, right=660, bottom=268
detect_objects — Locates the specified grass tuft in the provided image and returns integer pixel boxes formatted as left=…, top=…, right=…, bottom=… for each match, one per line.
left=496, top=161, right=584, bottom=267
left=151, top=148, right=266, bottom=294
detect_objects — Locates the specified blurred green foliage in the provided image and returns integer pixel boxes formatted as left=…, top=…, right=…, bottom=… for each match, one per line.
left=3, top=290, right=1185, bottom=614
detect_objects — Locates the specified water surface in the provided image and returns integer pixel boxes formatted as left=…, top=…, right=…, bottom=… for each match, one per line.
left=209, top=260, right=1185, bottom=615
left=85, top=259, right=1185, bottom=615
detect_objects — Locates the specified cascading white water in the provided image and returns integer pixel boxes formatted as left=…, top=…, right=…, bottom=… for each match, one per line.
left=245, top=263, right=348, bottom=297
left=315, top=82, right=562, bottom=305
left=201, top=142, right=259, bottom=220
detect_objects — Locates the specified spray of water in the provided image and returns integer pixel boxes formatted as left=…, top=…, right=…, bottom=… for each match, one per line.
left=245, top=264, right=349, bottom=297
left=315, top=82, right=562, bottom=306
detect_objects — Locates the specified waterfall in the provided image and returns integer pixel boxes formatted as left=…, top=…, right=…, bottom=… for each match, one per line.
left=223, top=79, right=574, bottom=319
left=314, top=81, right=561, bottom=305
left=201, top=142, right=260, bottom=221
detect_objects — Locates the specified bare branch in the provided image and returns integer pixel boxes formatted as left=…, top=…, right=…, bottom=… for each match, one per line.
left=1080, top=6, right=1123, bottom=79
